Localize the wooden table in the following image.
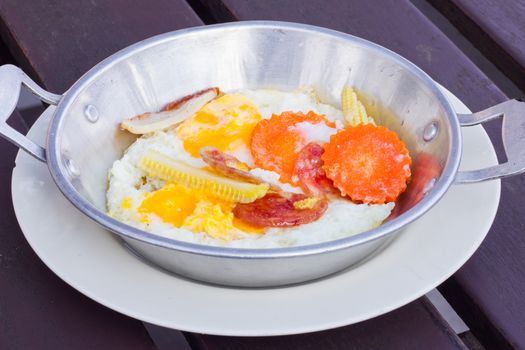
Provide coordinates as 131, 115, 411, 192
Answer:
0, 1, 523, 349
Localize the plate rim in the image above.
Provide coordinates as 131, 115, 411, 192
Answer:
10, 86, 501, 336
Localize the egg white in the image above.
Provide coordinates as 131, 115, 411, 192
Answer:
107, 89, 394, 248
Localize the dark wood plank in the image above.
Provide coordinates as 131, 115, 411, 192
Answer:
197, 1, 525, 349
198, 0, 506, 111
0, 111, 156, 350
428, 0, 525, 92
0, 1, 517, 349
0, 0, 203, 349
144, 323, 193, 350
188, 299, 466, 350
0, 0, 203, 93
405, 2, 525, 349
439, 166, 525, 349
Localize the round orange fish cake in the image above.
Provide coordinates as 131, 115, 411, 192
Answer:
250, 111, 335, 183
322, 124, 411, 204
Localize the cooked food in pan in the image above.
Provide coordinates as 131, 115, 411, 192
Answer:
107, 84, 411, 248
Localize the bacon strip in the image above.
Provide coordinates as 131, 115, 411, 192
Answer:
121, 87, 219, 134
200, 147, 281, 191
232, 193, 328, 227
162, 87, 220, 112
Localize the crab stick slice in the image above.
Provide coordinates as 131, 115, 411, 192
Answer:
322, 124, 411, 204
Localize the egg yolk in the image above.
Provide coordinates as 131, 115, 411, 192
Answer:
137, 180, 265, 240
138, 184, 198, 227
176, 93, 261, 157
121, 197, 132, 209
182, 199, 239, 241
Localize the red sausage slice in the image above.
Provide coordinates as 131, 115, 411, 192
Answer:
293, 143, 335, 195
233, 193, 328, 227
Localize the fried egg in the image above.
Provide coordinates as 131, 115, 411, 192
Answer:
106, 89, 394, 248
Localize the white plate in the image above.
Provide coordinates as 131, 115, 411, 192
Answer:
12, 87, 500, 336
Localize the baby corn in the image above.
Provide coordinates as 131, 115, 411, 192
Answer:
139, 150, 269, 203
341, 84, 376, 126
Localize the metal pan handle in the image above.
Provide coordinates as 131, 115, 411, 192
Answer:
456, 99, 525, 183
0, 64, 61, 163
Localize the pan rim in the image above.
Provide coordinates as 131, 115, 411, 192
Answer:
46, 20, 461, 259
